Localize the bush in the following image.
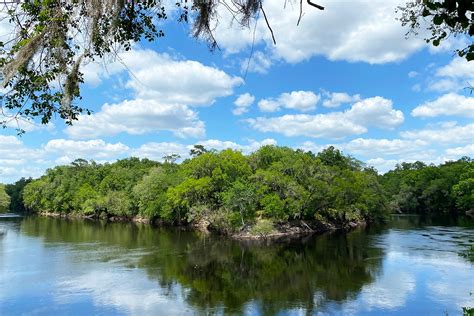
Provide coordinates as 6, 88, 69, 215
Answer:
250, 219, 276, 237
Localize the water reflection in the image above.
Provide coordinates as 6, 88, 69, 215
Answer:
138, 231, 384, 314
0, 215, 472, 315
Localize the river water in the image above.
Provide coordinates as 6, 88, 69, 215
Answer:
0, 214, 473, 315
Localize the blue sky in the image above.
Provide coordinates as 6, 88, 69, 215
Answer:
1, 0, 473, 183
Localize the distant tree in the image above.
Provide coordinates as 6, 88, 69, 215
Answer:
71, 158, 90, 168
381, 158, 473, 215
163, 154, 181, 164
189, 145, 208, 158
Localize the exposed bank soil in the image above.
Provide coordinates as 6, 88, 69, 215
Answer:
229, 220, 366, 240
37, 211, 366, 240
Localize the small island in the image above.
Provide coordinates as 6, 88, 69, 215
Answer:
5, 145, 471, 240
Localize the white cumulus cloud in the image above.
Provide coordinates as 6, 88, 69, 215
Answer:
248, 96, 403, 139
401, 122, 474, 144
233, 93, 255, 115
322, 92, 361, 108
411, 93, 474, 117
66, 99, 205, 139
258, 90, 320, 112
213, 0, 425, 65
44, 139, 130, 160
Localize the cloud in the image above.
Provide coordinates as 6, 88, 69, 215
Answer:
121, 50, 243, 105
445, 144, 474, 158
411, 93, 474, 117
68, 48, 248, 139
344, 138, 427, 157
233, 93, 255, 115
322, 92, 361, 108
44, 139, 130, 161
249, 96, 403, 139
0, 135, 39, 160
247, 112, 366, 139
56, 271, 190, 315
427, 57, 474, 93
0, 136, 45, 182
81, 49, 244, 104
213, 0, 425, 64
258, 90, 320, 112
357, 270, 416, 310
401, 122, 474, 144
408, 71, 419, 78
241, 51, 272, 74
66, 99, 205, 139
427, 79, 460, 93
411, 84, 422, 92
436, 58, 474, 80
347, 97, 404, 129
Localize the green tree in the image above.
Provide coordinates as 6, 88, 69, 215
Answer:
189, 145, 208, 157
381, 158, 473, 215
0, 184, 10, 213
223, 180, 259, 226
5, 177, 32, 213
133, 166, 181, 219
452, 166, 474, 212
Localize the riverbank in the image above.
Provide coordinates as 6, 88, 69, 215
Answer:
37, 211, 366, 240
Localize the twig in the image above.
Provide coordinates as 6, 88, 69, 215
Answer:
243, 10, 260, 80
297, 0, 303, 26
307, 0, 324, 10
260, 3, 275, 45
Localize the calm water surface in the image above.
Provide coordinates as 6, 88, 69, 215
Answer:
0, 214, 473, 315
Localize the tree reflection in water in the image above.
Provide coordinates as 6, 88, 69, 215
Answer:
19, 216, 384, 314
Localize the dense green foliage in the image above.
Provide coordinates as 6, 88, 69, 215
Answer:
0, 183, 10, 213
23, 157, 159, 218
21, 146, 388, 233
380, 158, 474, 214
4, 177, 32, 213
17, 146, 472, 232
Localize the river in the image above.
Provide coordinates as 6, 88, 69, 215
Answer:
0, 214, 473, 315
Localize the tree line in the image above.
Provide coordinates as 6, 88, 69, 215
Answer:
380, 158, 473, 215
2, 146, 472, 233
